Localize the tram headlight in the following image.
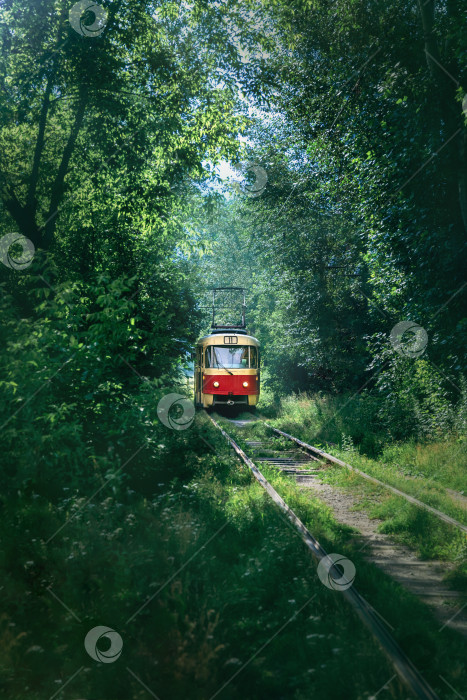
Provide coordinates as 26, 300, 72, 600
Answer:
213, 381, 219, 388
242, 381, 249, 387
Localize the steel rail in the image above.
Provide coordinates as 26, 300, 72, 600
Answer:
267, 425, 467, 535
208, 414, 440, 700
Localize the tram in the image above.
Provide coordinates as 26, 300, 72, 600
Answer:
194, 288, 260, 409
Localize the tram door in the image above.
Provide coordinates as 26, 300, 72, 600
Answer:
195, 346, 202, 405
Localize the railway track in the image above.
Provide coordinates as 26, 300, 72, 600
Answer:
225, 416, 467, 535
267, 424, 467, 535
208, 413, 444, 700
243, 421, 467, 637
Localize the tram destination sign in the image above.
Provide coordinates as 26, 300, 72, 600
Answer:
224, 336, 238, 344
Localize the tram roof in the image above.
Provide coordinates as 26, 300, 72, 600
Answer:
196, 331, 260, 346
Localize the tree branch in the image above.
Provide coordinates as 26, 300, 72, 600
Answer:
417, 0, 440, 80
41, 89, 88, 249
26, 65, 55, 217
459, 130, 467, 235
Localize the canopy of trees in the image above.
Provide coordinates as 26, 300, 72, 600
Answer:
0, 2, 466, 694
188, 0, 466, 430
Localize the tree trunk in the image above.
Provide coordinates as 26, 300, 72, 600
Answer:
459, 130, 467, 236
417, 0, 467, 237
41, 91, 88, 249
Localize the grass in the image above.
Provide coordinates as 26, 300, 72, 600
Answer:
258, 392, 467, 588
2, 403, 464, 700
0, 409, 400, 700
211, 413, 466, 697
2, 386, 466, 700
379, 439, 467, 492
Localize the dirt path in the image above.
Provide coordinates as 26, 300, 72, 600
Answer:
222, 415, 467, 638
296, 475, 467, 638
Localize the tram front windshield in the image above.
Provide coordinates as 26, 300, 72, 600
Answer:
205, 346, 257, 369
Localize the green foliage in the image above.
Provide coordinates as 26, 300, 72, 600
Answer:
0, 269, 200, 497
1, 2, 467, 696
187, 0, 467, 401
0, 0, 246, 254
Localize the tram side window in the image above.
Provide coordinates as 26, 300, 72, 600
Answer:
205, 348, 211, 368
240, 347, 248, 368
249, 347, 258, 368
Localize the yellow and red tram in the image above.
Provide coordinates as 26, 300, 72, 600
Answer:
194, 288, 260, 409
194, 330, 260, 409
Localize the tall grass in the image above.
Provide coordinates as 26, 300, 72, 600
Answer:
263, 392, 467, 585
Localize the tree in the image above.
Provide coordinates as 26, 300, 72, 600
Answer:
232, 0, 467, 372
0, 0, 244, 258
